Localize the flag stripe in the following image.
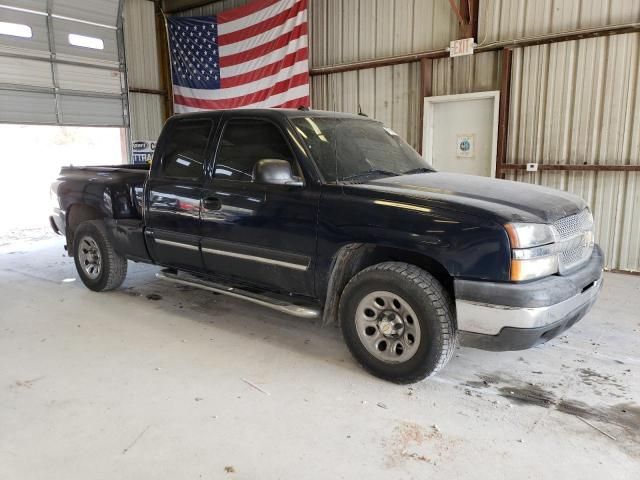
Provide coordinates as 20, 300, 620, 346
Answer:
274, 96, 309, 108
217, 0, 304, 46
219, 22, 307, 68
217, 0, 295, 31
173, 89, 309, 113
174, 59, 309, 101
220, 47, 307, 88
220, 35, 307, 79
235, 83, 309, 108
218, 9, 306, 57
174, 72, 308, 110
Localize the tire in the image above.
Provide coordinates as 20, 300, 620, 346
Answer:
72, 220, 127, 292
339, 262, 457, 383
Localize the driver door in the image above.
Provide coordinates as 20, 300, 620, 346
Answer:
199, 116, 319, 296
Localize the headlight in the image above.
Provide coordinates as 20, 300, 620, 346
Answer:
505, 223, 558, 281
504, 223, 555, 248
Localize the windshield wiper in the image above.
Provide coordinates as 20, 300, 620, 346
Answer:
341, 169, 399, 181
401, 167, 433, 175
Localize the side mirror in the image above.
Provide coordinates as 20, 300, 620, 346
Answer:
252, 159, 303, 186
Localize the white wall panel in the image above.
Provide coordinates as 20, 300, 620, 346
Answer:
0, 90, 57, 123
129, 92, 164, 141
0, 9, 50, 54
123, 0, 164, 142
479, 0, 640, 44
58, 94, 125, 126
0, 0, 46, 12
310, 0, 457, 68
53, 0, 120, 27
432, 51, 501, 96
57, 64, 122, 93
53, 18, 119, 64
0, 56, 53, 88
123, 0, 161, 90
311, 63, 422, 149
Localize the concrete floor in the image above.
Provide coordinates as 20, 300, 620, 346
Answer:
1, 236, 639, 480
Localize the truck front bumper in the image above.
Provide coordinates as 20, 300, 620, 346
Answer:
455, 245, 604, 351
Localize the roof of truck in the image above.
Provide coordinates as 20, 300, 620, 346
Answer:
170, 108, 376, 122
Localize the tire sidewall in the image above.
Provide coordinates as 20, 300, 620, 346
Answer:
340, 269, 449, 381
73, 222, 111, 292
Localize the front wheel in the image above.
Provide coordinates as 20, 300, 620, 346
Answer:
73, 220, 127, 292
339, 262, 457, 383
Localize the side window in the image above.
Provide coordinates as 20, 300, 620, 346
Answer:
161, 119, 213, 179
214, 119, 297, 181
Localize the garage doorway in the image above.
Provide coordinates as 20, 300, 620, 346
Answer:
0, 124, 126, 246
422, 91, 500, 177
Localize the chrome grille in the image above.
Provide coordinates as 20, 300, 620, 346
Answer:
553, 209, 594, 273
554, 208, 593, 239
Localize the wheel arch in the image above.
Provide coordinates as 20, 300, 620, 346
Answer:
65, 203, 106, 253
321, 243, 454, 326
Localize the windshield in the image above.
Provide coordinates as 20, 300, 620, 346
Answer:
291, 117, 433, 183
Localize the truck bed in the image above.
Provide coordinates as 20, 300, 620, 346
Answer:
54, 164, 150, 221
59, 164, 150, 174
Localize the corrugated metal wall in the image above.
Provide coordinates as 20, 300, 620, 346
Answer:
311, 64, 423, 148
123, 0, 164, 141
432, 51, 501, 96
479, 0, 640, 43
505, 33, 640, 271
309, 0, 457, 66
309, 0, 458, 149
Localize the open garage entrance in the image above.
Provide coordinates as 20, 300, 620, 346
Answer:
0, 124, 126, 245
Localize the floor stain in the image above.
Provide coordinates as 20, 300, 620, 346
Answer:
11, 376, 45, 389
384, 421, 458, 467
466, 372, 640, 458
578, 368, 626, 392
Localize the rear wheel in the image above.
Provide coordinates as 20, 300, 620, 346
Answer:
73, 220, 127, 292
340, 262, 456, 383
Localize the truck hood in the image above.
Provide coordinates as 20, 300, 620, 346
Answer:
360, 172, 586, 223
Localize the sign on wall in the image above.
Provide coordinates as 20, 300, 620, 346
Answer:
450, 37, 474, 57
132, 140, 156, 164
456, 134, 475, 158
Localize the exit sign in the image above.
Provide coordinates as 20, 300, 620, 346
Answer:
449, 38, 474, 57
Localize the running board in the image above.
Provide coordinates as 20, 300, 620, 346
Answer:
156, 271, 320, 319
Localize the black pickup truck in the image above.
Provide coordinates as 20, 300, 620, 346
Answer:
50, 109, 603, 383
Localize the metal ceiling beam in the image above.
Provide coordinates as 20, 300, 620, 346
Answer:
161, 0, 224, 14
310, 22, 640, 76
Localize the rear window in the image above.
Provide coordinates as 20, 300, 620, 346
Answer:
161, 119, 213, 179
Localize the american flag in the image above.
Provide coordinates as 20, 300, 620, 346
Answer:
167, 0, 309, 113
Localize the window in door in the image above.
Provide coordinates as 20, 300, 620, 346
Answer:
214, 119, 298, 181
161, 119, 214, 179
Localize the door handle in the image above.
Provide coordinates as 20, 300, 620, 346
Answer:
202, 196, 222, 210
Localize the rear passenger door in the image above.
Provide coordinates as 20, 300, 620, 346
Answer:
145, 116, 217, 272
199, 117, 319, 296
